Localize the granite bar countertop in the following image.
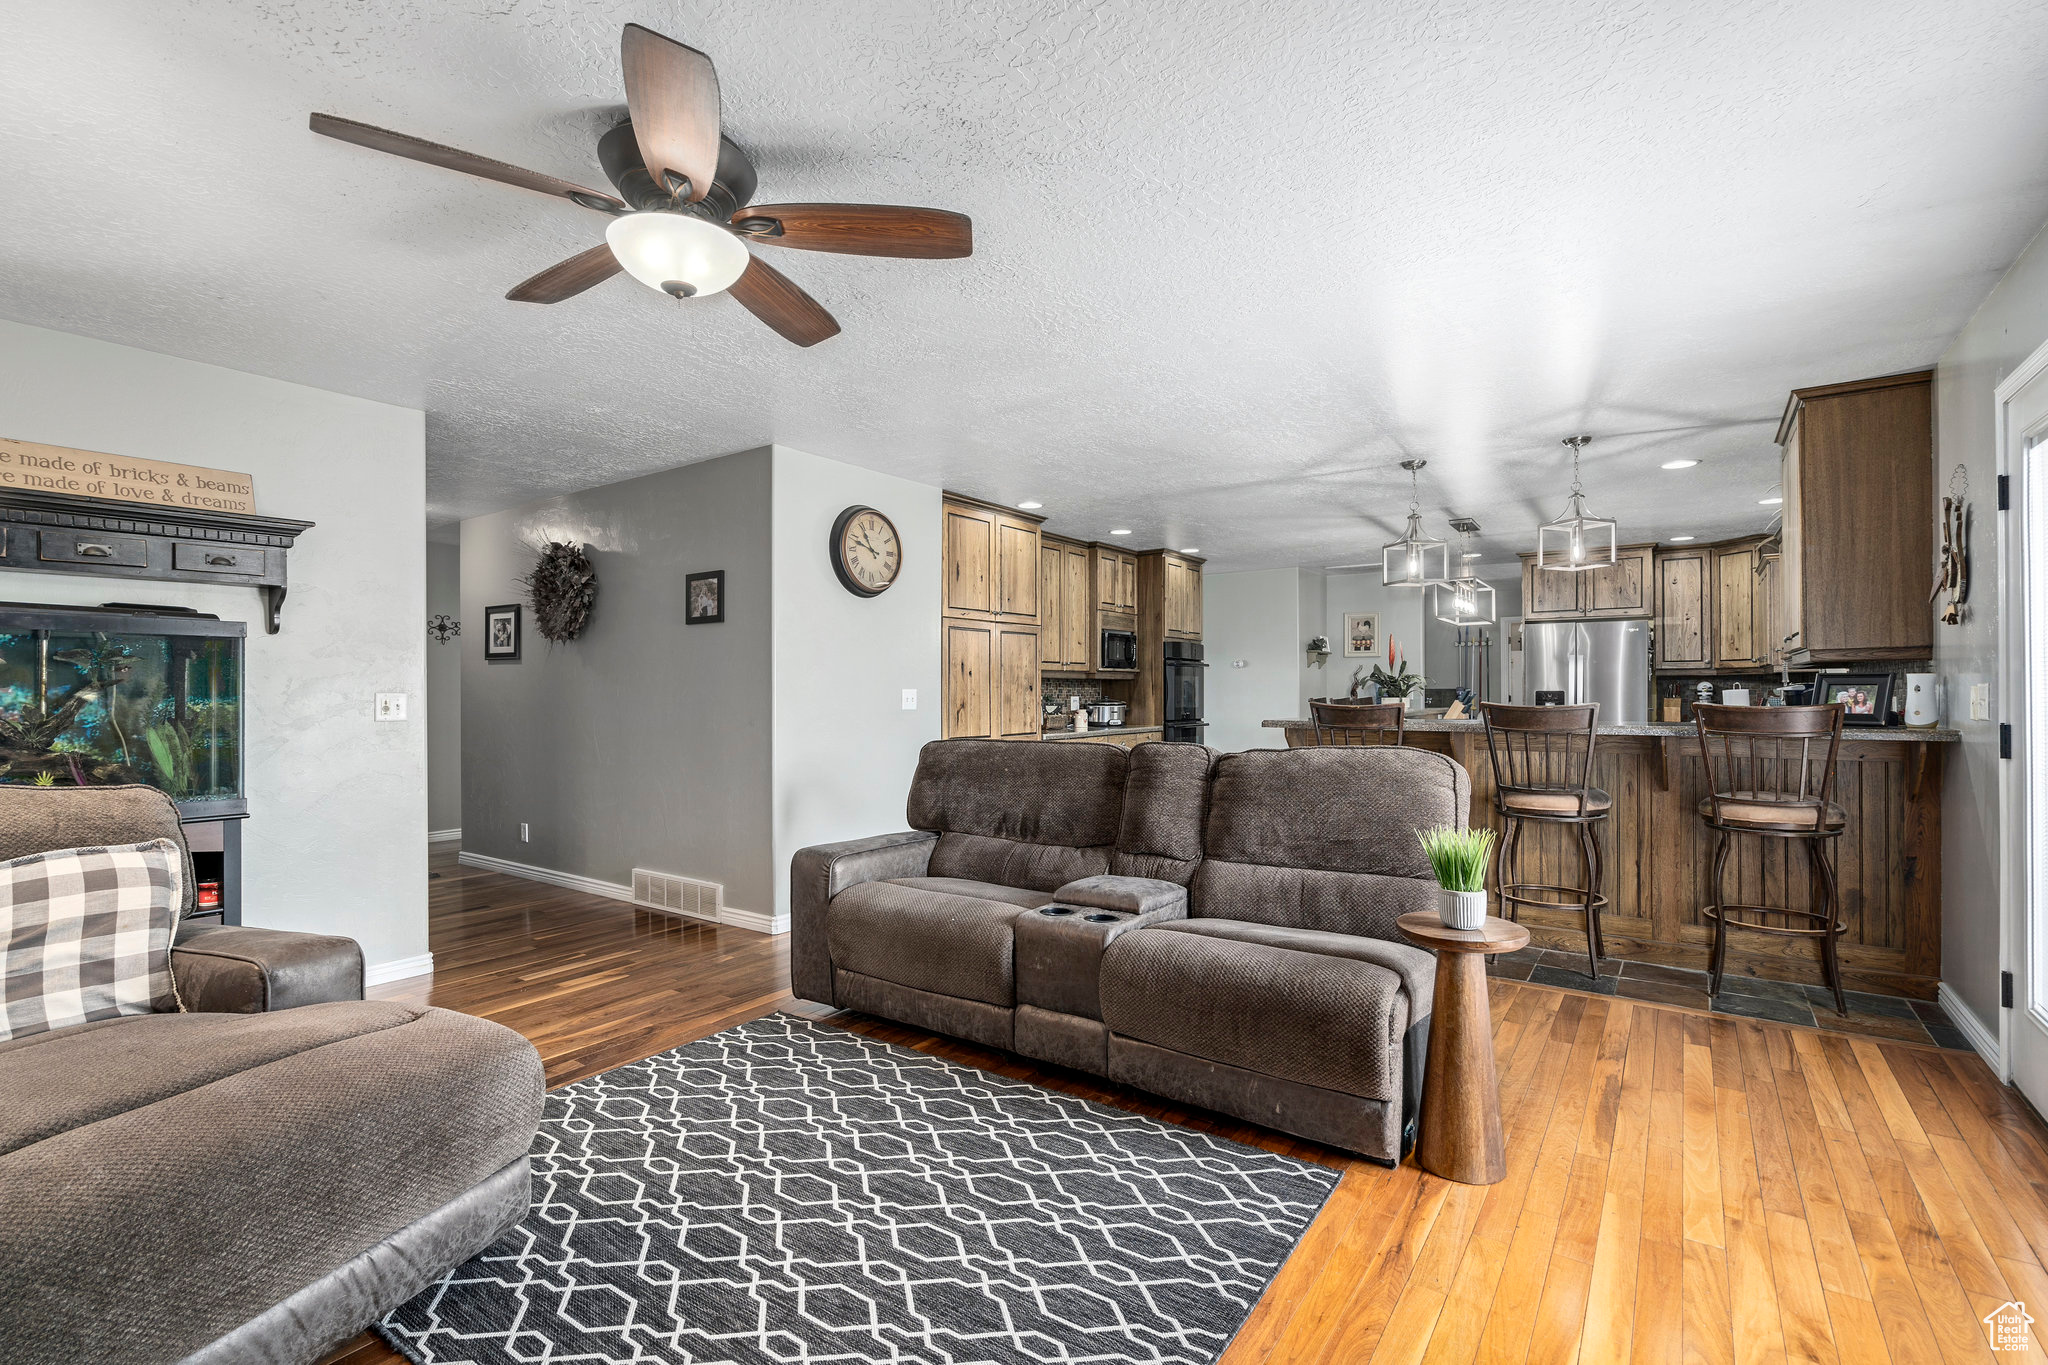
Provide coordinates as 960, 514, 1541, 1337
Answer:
1261, 717, 1960, 742
1043, 724, 1164, 739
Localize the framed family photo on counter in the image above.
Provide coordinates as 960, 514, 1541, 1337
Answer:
1816, 672, 1893, 726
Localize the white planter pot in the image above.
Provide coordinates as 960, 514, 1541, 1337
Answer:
1438, 888, 1487, 931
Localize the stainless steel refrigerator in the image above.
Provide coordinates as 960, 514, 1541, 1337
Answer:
1521, 619, 1652, 723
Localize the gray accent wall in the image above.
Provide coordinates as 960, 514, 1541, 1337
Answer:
460, 448, 776, 915
426, 540, 461, 834
0, 319, 430, 973
1933, 222, 2048, 1036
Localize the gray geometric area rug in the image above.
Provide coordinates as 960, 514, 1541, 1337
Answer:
379, 1014, 1338, 1364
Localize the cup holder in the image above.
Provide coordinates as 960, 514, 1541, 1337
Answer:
1083, 912, 1123, 923
1039, 906, 1077, 917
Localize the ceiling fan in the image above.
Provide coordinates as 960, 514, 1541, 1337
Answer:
309, 23, 971, 346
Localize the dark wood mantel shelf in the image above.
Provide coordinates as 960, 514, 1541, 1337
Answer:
0, 489, 314, 632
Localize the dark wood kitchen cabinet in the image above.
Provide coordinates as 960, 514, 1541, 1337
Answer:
1654, 546, 1713, 669
1520, 544, 1654, 621
1774, 370, 1933, 664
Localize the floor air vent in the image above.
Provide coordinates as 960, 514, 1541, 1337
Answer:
631, 868, 722, 922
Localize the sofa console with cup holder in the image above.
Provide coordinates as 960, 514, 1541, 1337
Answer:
790, 737, 1470, 1162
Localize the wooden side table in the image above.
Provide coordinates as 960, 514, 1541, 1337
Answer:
1396, 911, 1530, 1185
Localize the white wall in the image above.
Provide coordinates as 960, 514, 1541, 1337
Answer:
1933, 220, 2048, 1036
1295, 569, 1327, 717
426, 539, 461, 834
1203, 568, 1306, 751
770, 446, 942, 919
0, 319, 429, 972
1326, 570, 1428, 699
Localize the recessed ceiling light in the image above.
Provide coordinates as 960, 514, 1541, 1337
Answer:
1016, 500, 1042, 510
1110, 528, 1132, 536
1669, 534, 1696, 542
1180, 547, 1200, 554
1661, 459, 1700, 470
1759, 496, 1782, 505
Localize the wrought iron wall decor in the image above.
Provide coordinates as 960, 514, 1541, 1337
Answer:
428, 613, 460, 643
1932, 464, 1970, 625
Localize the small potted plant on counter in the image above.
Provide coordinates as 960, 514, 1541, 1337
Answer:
1418, 825, 1496, 930
1365, 636, 1423, 710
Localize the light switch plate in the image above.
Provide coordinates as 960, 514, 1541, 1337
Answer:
1971, 682, 1990, 721
901, 689, 917, 710
375, 693, 407, 721
519, 823, 529, 843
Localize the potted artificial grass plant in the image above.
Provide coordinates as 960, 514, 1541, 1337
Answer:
1418, 825, 1496, 931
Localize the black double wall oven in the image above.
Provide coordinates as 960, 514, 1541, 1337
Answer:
1162, 640, 1206, 743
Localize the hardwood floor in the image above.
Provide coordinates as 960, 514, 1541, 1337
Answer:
332, 845, 2048, 1363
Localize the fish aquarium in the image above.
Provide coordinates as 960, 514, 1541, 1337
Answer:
0, 604, 245, 816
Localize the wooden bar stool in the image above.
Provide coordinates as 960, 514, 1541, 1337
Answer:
1310, 699, 1406, 746
1479, 703, 1610, 978
1693, 703, 1849, 1015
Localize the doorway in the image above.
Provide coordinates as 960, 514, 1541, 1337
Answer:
2000, 346, 2048, 1108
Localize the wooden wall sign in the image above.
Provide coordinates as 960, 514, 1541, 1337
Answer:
0, 437, 256, 515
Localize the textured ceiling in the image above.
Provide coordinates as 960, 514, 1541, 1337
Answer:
4, 0, 2047, 573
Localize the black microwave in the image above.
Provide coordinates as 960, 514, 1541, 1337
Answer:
1100, 628, 1137, 671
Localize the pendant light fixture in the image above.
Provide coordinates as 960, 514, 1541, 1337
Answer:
1537, 435, 1617, 572
1381, 459, 1450, 587
1432, 518, 1497, 625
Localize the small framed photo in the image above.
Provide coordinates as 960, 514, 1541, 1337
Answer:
1343, 612, 1379, 657
483, 603, 522, 662
1816, 672, 1894, 726
686, 570, 725, 624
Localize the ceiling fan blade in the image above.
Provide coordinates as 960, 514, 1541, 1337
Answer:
727, 255, 840, 347
309, 114, 625, 212
506, 243, 622, 304
730, 204, 972, 258
621, 24, 720, 203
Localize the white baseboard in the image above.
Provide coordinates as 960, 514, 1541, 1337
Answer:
457, 850, 782, 935
1939, 982, 2002, 1074
365, 952, 434, 986
427, 827, 462, 843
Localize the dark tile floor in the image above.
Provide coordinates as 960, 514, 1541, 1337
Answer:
1487, 946, 1974, 1050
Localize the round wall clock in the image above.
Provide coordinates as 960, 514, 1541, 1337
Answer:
829, 505, 902, 597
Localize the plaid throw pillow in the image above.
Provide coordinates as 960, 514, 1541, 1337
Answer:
0, 838, 184, 1043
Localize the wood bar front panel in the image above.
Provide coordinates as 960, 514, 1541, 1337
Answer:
1415, 732, 1942, 998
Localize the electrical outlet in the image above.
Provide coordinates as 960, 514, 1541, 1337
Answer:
519, 823, 529, 843
375, 693, 407, 721
1972, 683, 1990, 721
901, 689, 917, 710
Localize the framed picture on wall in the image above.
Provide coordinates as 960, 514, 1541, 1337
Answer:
483, 603, 521, 662
1816, 672, 1894, 726
1343, 612, 1379, 657
686, 570, 725, 624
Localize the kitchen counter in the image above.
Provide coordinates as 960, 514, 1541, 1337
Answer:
1262, 717, 1960, 743
1043, 724, 1162, 741
1262, 713, 1953, 999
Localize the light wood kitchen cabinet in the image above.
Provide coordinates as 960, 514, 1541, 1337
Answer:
1654, 547, 1713, 669
1162, 553, 1203, 638
1093, 546, 1137, 613
1519, 544, 1654, 621
1712, 540, 1769, 670
943, 492, 1045, 741
1774, 370, 1932, 664
943, 619, 1041, 740
1039, 535, 1091, 673
942, 494, 1042, 623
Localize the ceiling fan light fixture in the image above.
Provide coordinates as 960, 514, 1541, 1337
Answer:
605, 211, 749, 299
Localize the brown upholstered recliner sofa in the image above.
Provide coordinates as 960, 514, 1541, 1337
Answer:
0, 786, 546, 1365
791, 739, 1470, 1162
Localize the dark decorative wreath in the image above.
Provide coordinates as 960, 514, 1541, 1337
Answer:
520, 541, 599, 643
